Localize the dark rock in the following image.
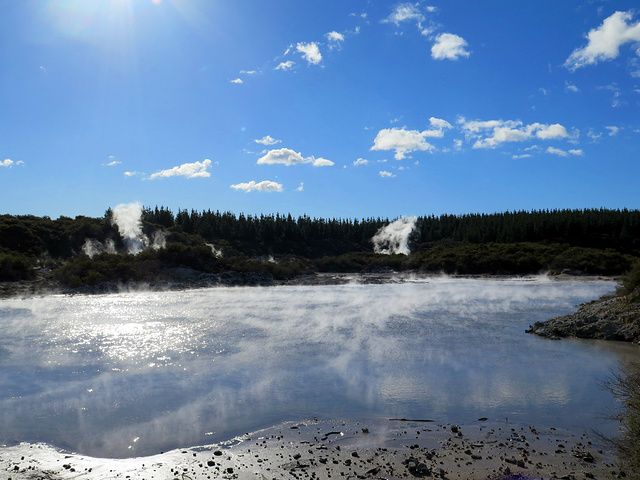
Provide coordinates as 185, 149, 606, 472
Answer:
526, 289, 640, 343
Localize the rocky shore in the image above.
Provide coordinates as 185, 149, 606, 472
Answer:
0, 418, 626, 480
527, 287, 640, 344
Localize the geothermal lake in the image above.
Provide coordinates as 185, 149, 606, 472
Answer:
1, 276, 638, 458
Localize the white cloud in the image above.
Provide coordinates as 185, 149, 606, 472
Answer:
103, 156, 122, 166
230, 180, 283, 193
230, 78, 243, 84
240, 70, 257, 75
458, 118, 503, 133
371, 127, 437, 160
534, 123, 570, 139
565, 11, 640, 70
587, 130, 603, 142
512, 154, 533, 159
428, 117, 453, 131
258, 149, 305, 166
255, 135, 281, 146
275, 61, 295, 71
297, 42, 322, 65
547, 147, 569, 157
460, 119, 571, 149
384, 3, 425, 26
383, 3, 435, 36
296, 182, 304, 192
326, 31, 344, 42
149, 159, 212, 180
379, 170, 396, 178
431, 33, 470, 60
463, 120, 530, 148
478, 126, 530, 147
606, 126, 620, 136
311, 157, 334, 167
565, 82, 580, 93
257, 148, 334, 167
1, 159, 24, 168
353, 158, 370, 166
547, 147, 583, 157
124, 171, 142, 177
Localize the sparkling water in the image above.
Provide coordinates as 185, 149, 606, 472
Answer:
0, 277, 636, 458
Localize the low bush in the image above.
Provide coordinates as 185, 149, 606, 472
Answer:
0, 252, 35, 281
603, 363, 640, 479
618, 261, 640, 297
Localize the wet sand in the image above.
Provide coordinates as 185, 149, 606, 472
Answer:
0, 418, 625, 480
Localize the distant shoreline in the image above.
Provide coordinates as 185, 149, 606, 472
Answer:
0, 270, 616, 299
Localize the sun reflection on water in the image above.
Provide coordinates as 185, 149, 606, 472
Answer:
43, 293, 217, 368
1, 279, 637, 458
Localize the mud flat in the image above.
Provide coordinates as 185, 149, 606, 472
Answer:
0, 418, 626, 480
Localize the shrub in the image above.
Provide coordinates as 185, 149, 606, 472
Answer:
603, 363, 640, 479
618, 261, 640, 297
0, 252, 35, 281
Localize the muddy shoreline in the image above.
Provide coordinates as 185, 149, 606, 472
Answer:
0, 418, 626, 480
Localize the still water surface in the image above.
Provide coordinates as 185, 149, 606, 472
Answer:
0, 277, 638, 457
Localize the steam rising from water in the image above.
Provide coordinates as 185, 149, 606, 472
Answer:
0, 277, 629, 458
372, 217, 417, 254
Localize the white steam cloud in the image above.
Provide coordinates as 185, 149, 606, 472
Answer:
82, 238, 117, 258
206, 243, 223, 258
372, 216, 417, 255
151, 231, 167, 250
112, 203, 149, 254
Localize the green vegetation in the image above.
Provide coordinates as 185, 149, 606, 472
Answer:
604, 363, 640, 479
0, 252, 34, 281
618, 260, 640, 298
1, 207, 639, 286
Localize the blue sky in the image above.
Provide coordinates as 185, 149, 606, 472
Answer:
1, 0, 639, 220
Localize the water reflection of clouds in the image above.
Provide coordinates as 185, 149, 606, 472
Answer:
0, 278, 631, 457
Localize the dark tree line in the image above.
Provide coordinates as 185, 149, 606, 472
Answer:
1, 207, 639, 284
142, 206, 388, 257
141, 207, 640, 256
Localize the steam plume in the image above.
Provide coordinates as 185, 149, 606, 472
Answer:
112, 202, 149, 254
82, 238, 116, 258
81, 203, 167, 257
151, 231, 167, 250
206, 243, 223, 258
372, 217, 417, 255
